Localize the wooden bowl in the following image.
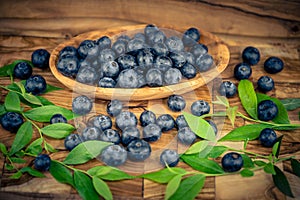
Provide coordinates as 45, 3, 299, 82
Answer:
49, 24, 230, 101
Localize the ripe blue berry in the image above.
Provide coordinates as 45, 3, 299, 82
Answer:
98, 77, 116, 88
34, 154, 51, 171
234, 63, 252, 80
190, 43, 208, 58
100, 129, 121, 144
127, 38, 146, 52
143, 123, 162, 142
168, 52, 186, 69
145, 68, 163, 87
139, 110, 156, 127
0, 112, 24, 133
107, 99, 123, 117
153, 56, 172, 72
264, 56, 284, 74
167, 95, 186, 112
115, 111, 138, 130
156, 114, 175, 132
165, 36, 184, 52
112, 39, 127, 56
96, 36, 111, 50
136, 48, 155, 69
147, 30, 166, 46
242, 46, 260, 65
31, 49, 50, 69
219, 81, 237, 98
164, 68, 182, 85
117, 69, 139, 88
116, 54, 137, 71
13, 62, 32, 79
175, 115, 188, 129
182, 27, 200, 47
121, 126, 140, 146
181, 63, 197, 79
195, 53, 214, 72
177, 127, 196, 145
257, 100, 278, 121
59, 46, 78, 59
93, 114, 112, 131
153, 42, 169, 56
81, 126, 101, 141
160, 149, 179, 167
127, 139, 151, 161
98, 48, 116, 64
259, 128, 277, 147
77, 40, 99, 59
72, 95, 93, 115
50, 114, 67, 124
257, 76, 274, 92
76, 66, 98, 85
64, 133, 82, 151
57, 56, 79, 78
134, 33, 146, 42
25, 75, 47, 95
184, 52, 196, 66
144, 24, 159, 37
191, 100, 210, 116
221, 152, 243, 172
100, 145, 127, 167
100, 61, 120, 78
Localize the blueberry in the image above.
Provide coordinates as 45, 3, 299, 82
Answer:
167, 95, 186, 112
98, 77, 116, 88
136, 48, 155, 69
177, 127, 196, 145
190, 44, 208, 58
107, 99, 123, 117
264, 56, 284, 74
156, 114, 175, 132
100, 129, 121, 144
144, 24, 159, 37
72, 95, 93, 115
143, 123, 162, 142
181, 62, 197, 79
57, 56, 79, 77
153, 56, 173, 72
206, 120, 218, 135
168, 52, 186, 69
191, 100, 210, 116
127, 139, 151, 161
147, 30, 166, 46
136, 71, 147, 88
64, 133, 82, 151
31, 49, 50, 69
116, 54, 137, 71
139, 110, 156, 127
257, 76, 274, 92
0, 112, 24, 133
195, 53, 214, 72
98, 48, 116, 64
76, 66, 98, 85
59, 46, 78, 59
50, 114, 67, 124
134, 33, 146, 42
100, 145, 127, 166
145, 68, 163, 87
25, 75, 47, 95
81, 126, 102, 141
257, 100, 278, 121
121, 126, 140, 146
34, 154, 51, 171
100, 61, 120, 78
127, 38, 146, 52
221, 152, 243, 172
117, 35, 131, 44
13, 62, 32, 79
234, 63, 252, 80
117, 69, 139, 88
93, 114, 112, 131
160, 149, 179, 167
242, 46, 260, 65
96, 36, 111, 50
184, 52, 196, 66
77, 40, 99, 59
182, 27, 200, 47
219, 81, 237, 98
112, 39, 127, 56
164, 68, 182, 85
115, 111, 138, 130
175, 115, 188, 129
166, 36, 184, 53
259, 128, 277, 147
153, 42, 169, 56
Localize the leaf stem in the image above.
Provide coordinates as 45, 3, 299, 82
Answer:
226, 146, 270, 159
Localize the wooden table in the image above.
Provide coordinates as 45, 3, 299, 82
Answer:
0, 0, 299, 199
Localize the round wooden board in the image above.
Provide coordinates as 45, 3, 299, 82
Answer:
49, 24, 230, 101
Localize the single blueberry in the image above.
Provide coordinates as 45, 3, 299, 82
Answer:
13, 62, 32, 79
259, 128, 277, 147
156, 114, 175, 132
100, 145, 127, 167
219, 81, 237, 98
34, 154, 51, 171
153, 56, 173, 72
152, 42, 169, 56
64, 133, 82, 151
144, 24, 159, 37
93, 114, 112, 131
165, 36, 184, 52
72, 95, 93, 115
117, 69, 139, 88
50, 114, 67, 124
127, 139, 151, 162
168, 52, 186, 69
164, 68, 182, 85
127, 38, 146, 52
139, 110, 156, 127
31, 49, 50, 69
180, 62, 197, 79
98, 48, 116, 64
57, 56, 79, 78
221, 152, 243, 172
96, 36, 111, 50
184, 52, 196, 66
100, 129, 121, 144
242, 46, 260, 65
160, 149, 179, 167
25, 75, 47, 95
182, 27, 201, 47
98, 77, 116, 88
117, 35, 131, 44
234, 63, 252, 80
264, 56, 284, 74
136, 48, 155, 69
0, 112, 24, 133
175, 115, 188, 130
191, 100, 210, 116
107, 99, 123, 117
257, 100, 278, 121
121, 126, 140, 146
100, 61, 120, 78
195, 53, 214, 72
146, 30, 166, 46
115, 111, 138, 130
76, 66, 98, 85
134, 33, 146, 42
116, 54, 137, 71
59, 46, 78, 59
112, 39, 127, 56
136, 70, 147, 88
145, 68, 163, 87
167, 95, 186, 112
190, 44, 208, 58
81, 126, 102, 141
177, 127, 196, 145
257, 76, 274, 92
143, 123, 162, 142
77, 40, 99, 59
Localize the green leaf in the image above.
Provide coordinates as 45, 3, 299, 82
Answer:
87, 166, 135, 181
49, 160, 74, 187
44, 84, 63, 93
207, 146, 228, 158
9, 171, 23, 179
273, 135, 283, 158
9, 121, 33, 156
25, 138, 43, 155
212, 96, 229, 107
256, 93, 290, 124
240, 168, 254, 177
183, 112, 216, 141
197, 144, 215, 158
44, 141, 57, 153
280, 98, 300, 111
0, 104, 6, 116
20, 166, 45, 177
5, 163, 14, 171
254, 160, 267, 167
0, 143, 8, 155
272, 142, 279, 157
92, 176, 113, 200
219, 124, 271, 142
185, 140, 209, 154
264, 163, 276, 175
272, 166, 294, 198
142, 168, 186, 184
6, 82, 22, 93
241, 154, 254, 168
10, 157, 26, 164
169, 174, 205, 200
14, 150, 25, 157
15, 82, 26, 94
20, 95, 54, 108
5, 91, 21, 112
63, 141, 111, 165
24, 105, 76, 122
74, 170, 99, 200
23, 93, 42, 106
291, 159, 300, 177
226, 106, 238, 127
181, 154, 224, 174
41, 123, 75, 139
165, 174, 182, 200
238, 79, 258, 119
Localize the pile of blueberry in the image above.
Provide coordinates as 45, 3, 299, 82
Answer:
56, 24, 215, 88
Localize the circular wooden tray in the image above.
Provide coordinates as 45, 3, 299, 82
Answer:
49, 24, 230, 100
